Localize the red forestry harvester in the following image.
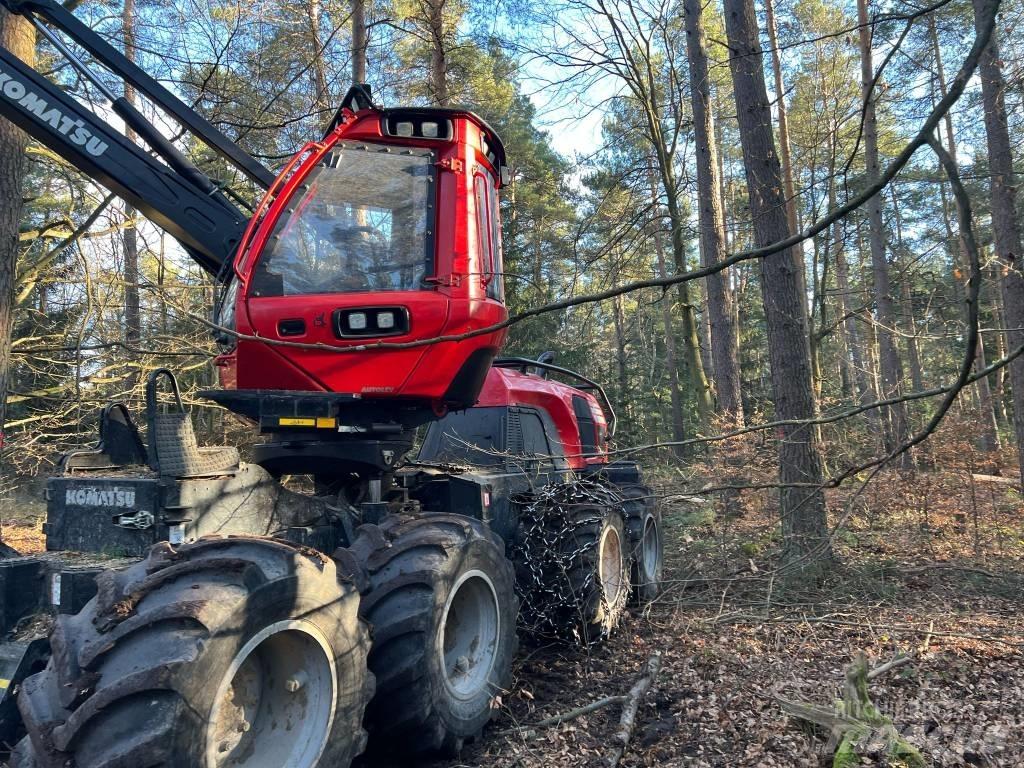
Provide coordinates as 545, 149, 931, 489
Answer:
0, 1, 664, 765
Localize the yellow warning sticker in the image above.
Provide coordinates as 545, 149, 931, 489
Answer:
278, 417, 316, 427
0, 679, 10, 689
316, 418, 337, 429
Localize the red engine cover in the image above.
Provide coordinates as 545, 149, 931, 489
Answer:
476, 367, 610, 470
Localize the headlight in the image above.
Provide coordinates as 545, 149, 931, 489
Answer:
335, 307, 408, 337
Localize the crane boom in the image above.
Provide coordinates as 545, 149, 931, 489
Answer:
0, 45, 244, 274
0, 0, 277, 276
2, 0, 275, 189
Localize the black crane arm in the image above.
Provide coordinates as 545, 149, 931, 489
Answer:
3, 0, 275, 190
0, 0, 277, 277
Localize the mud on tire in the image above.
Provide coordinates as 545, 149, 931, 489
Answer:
13, 536, 373, 768
346, 514, 518, 756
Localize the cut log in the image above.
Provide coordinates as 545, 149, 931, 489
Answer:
606, 651, 662, 767
971, 473, 1020, 486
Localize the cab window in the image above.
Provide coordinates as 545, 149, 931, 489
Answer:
474, 175, 491, 284
572, 395, 598, 454
474, 172, 504, 302
252, 146, 434, 296
486, 174, 504, 301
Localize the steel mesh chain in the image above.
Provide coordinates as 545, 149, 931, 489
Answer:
510, 478, 624, 643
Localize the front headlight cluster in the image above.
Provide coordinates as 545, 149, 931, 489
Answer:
336, 308, 408, 337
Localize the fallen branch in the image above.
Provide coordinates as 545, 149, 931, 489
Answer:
535, 695, 627, 728
776, 694, 861, 732
866, 654, 914, 682
498, 694, 627, 739
606, 651, 662, 767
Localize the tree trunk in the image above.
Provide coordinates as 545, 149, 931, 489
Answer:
307, 0, 330, 119
974, 336, 1000, 453
830, 204, 854, 399
652, 213, 686, 456
612, 292, 629, 423
682, 0, 744, 425
597, 9, 716, 430
887, 188, 925, 395
723, 0, 831, 576
930, 15, 999, 451
351, 0, 367, 84
716, 112, 744, 342
763, 0, 810, 327
158, 233, 168, 335
856, 0, 910, 462
427, 0, 449, 106
992, 291, 1009, 426
763, 0, 796, 234
973, 0, 1024, 488
0, 10, 34, 450
638, 105, 714, 429
899, 280, 924, 393
831, 184, 874, 410
122, 214, 140, 343
122, 0, 141, 353
936, 137, 980, 416
698, 293, 713, 388
808, 199, 824, 402
666, 198, 714, 430
861, 230, 884, 404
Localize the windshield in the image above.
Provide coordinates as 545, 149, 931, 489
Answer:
250, 144, 434, 296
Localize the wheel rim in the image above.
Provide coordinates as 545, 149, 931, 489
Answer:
206, 620, 337, 768
440, 569, 500, 701
641, 515, 661, 582
598, 525, 624, 603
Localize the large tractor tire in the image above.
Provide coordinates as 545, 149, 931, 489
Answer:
514, 481, 631, 643
561, 501, 631, 641
13, 536, 373, 768
619, 483, 664, 603
347, 514, 518, 756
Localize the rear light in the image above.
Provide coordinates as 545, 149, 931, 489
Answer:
347, 312, 367, 330
377, 311, 395, 329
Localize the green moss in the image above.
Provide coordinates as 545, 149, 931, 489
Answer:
677, 506, 717, 528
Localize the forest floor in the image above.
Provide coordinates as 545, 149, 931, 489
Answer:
0, 494, 45, 554
1, 462, 1021, 767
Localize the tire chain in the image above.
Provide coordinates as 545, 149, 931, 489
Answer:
510, 478, 624, 643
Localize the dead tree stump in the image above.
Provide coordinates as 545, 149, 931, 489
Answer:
775, 652, 925, 768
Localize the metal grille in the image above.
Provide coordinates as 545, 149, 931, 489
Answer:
505, 409, 524, 455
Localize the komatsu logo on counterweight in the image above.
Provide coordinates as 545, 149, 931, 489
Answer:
66, 487, 136, 508
0, 66, 108, 157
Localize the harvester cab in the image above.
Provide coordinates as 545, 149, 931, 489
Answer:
0, 3, 665, 765
217, 88, 510, 407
